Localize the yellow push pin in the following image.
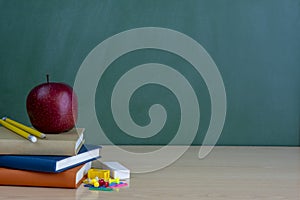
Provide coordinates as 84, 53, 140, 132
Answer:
83, 178, 90, 184
93, 181, 100, 188
109, 178, 120, 184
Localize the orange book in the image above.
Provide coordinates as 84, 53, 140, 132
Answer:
0, 162, 91, 188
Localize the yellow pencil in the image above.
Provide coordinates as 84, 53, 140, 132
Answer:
0, 119, 37, 143
2, 117, 46, 139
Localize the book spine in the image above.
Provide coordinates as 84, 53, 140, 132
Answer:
0, 162, 91, 188
0, 168, 77, 188
0, 156, 56, 172
0, 140, 78, 156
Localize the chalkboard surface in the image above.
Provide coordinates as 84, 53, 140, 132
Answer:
0, 0, 299, 146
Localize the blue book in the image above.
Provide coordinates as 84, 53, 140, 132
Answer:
0, 144, 101, 173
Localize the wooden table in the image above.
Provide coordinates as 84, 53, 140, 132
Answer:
0, 146, 299, 200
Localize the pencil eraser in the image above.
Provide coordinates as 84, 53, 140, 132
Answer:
100, 162, 130, 179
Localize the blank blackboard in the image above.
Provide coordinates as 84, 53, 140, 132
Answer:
0, 0, 299, 146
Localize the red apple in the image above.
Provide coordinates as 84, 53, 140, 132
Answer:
26, 75, 78, 133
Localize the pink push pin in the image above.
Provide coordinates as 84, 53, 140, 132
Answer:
110, 183, 128, 188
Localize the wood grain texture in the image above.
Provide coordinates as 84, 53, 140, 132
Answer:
0, 146, 299, 200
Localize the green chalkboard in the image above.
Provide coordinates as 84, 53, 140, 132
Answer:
0, 0, 299, 146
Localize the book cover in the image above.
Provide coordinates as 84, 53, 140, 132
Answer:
0, 127, 84, 156
0, 162, 91, 188
0, 144, 101, 173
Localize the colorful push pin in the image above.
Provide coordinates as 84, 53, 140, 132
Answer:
84, 184, 93, 187
93, 181, 100, 188
109, 178, 120, 184
83, 178, 90, 184
104, 181, 109, 188
98, 179, 105, 187
110, 182, 128, 188
90, 179, 97, 184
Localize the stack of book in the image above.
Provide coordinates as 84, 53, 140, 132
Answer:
0, 127, 101, 188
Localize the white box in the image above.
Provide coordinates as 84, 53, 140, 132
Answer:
100, 161, 130, 179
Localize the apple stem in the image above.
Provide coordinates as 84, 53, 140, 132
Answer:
46, 74, 49, 83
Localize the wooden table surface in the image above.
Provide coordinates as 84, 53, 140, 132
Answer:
0, 146, 299, 200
